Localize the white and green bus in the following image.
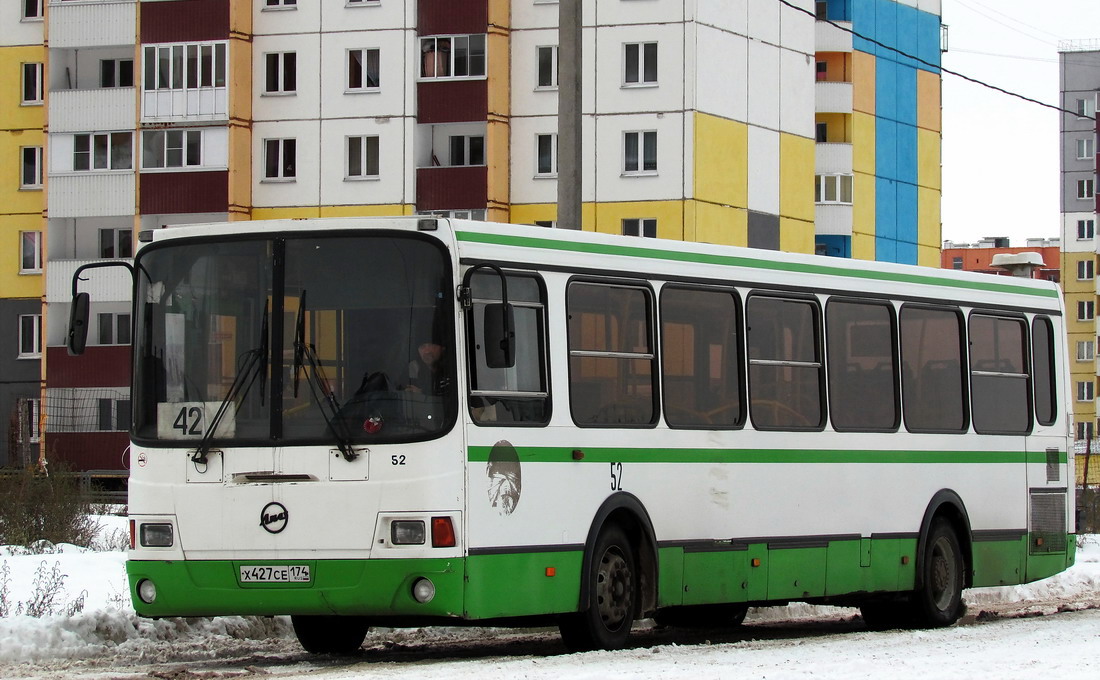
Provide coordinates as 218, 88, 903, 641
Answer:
68, 217, 1074, 653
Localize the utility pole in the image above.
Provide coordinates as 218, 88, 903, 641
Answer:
557, 0, 582, 229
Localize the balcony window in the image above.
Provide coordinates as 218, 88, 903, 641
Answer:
420, 35, 486, 79
102, 59, 135, 88
74, 133, 133, 172
815, 174, 853, 204
100, 228, 134, 259
449, 135, 485, 167
144, 43, 227, 91
142, 130, 202, 169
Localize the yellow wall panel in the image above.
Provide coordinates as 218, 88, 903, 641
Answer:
853, 172, 876, 234
779, 216, 815, 254
917, 244, 940, 268
852, 112, 876, 175
779, 134, 814, 223
251, 207, 322, 220
917, 69, 941, 133
592, 201, 685, 239
0, 215, 45, 298
917, 185, 941, 249
692, 201, 748, 247
917, 127, 941, 191
694, 113, 748, 209
510, 203, 557, 226
852, 51, 876, 115
852, 231, 876, 261
0, 132, 46, 216
319, 204, 413, 218
0, 46, 46, 131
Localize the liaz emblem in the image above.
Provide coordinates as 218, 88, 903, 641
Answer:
260, 502, 289, 534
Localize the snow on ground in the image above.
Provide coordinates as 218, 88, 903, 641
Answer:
0, 525, 1097, 677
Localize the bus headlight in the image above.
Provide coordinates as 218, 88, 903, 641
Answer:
139, 523, 174, 547
137, 579, 157, 604
391, 520, 426, 545
412, 577, 436, 603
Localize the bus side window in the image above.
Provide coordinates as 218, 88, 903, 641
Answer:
746, 295, 824, 430
969, 314, 1030, 435
825, 299, 898, 431
466, 271, 550, 425
1032, 316, 1057, 426
899, 305, 967, 433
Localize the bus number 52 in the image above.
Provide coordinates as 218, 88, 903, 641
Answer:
610, 462, 623, 491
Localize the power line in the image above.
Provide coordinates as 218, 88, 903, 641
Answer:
953, 0, 1059, 47
777, 0, 1097, 121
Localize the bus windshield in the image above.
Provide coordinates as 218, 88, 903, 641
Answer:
132, 233, 456, 447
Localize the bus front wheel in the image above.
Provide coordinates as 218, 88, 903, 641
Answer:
912, 518, 965, 627
291, 614, 370, 655
559, 525, 637, 651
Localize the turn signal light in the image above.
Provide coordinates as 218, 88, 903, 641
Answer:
431, 517, 456, 548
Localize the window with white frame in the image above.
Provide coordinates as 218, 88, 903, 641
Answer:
1079, 258, 1095, 281
1077, 98, 1096, 118
1078, 340, 1095, 362
1077, 421, 1090, 440
20, 147, 43, 189
265, 52, 297, 94
18, 314, 41, 359
264, 0, 297, 7
1078, 137, 1095, 160
1079, 179, 1095, 200
348, 49, 380, 91
623, 42, 658, 86
622, 218, 657, 238
537, 45, 558, 89
1079, 219, 1096, 240
1079, 300, 1095, 321
347, 135, 380, 178
98, 313, 132, 346
22, 63, 43, 104
20, 231, 42, 273
951, 257, 963, 270
100, 228, 133, 259
420, 35, 486, 78
74, 132, 133, 171
1078, 380, 1095, 402
536, 133, 557, 176
98, 398, 132, 431
264, 138, 296, 179
623, 130, 657, 174
22, 0, 43, 20
142, 129, 202, 169
101, 59, 134, 88
449, 135, 485, 166
143, 43, 228, 91
815, 174, 854, 204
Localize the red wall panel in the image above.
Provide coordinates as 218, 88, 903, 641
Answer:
140, 170, 229, 215
47, 346, 131, 389
418, 0, 487, 36
47, 432, 130, 472
416, 165, 488, 211
141, 0, 229, 43
417, 80, 487, 124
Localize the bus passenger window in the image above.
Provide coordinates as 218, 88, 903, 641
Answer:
746, 295, 824, 430
900, 306, 967, 433
466, 272, 549, 425
660, 287, 742, 428
969, 315, 1030, 435
1032, 317, 1057, 426
567, 282, 656, 427
826, 299, 898, 431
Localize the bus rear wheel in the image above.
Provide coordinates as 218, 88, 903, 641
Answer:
291, 614, 370, 655
559, 525, 637, 651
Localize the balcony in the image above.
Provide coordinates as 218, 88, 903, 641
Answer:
49, 87, 136, 134
815, 204, 854, 237
143, 87, 228, 123
47, 173, 135, 219
815, 81, 853, 114
815, 142, 853, 174
815, 19, 853, 53
46, 258, 134, 305
49, 0, 137, 49
416, 165, 488, 212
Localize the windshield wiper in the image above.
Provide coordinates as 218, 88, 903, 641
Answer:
192, 302, 268, 465
292, 291, 359, 462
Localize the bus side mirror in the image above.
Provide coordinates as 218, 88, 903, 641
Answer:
483, 302, 515, 369
67, 292, 90, 356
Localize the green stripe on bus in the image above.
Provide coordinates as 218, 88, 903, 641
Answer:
468, 446, 1067, 465
455, 231, 1059, 299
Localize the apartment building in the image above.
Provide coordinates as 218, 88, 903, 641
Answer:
1, 0, 941, 476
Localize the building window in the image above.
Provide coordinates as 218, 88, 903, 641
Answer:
815, 174, 854, 204
22, 0, 43, 20
18, 314, 42, 359
1077, 98, 1096, 118
1078, 341, 1095, 362
347, 49, 380, 91
100, 228, 133, 259
264, 139, 296, 179
535, 133, 557, 176
98, 399, 132, 432
74, 133, 133, 171
1078, 138, 1095, 160
101, 59, 134, 88
534, 220, 556, 228
22, 63, 43, 104
1078, 421, 1092, 440
347, 0, 381, 5
622, 218, 656, 238
265, 52, 297, 94
1077, 381, 1095, 402
449, 135, 485, 166
623, 130, 657, 174
265, 0, 297, 7
1079, 259, 1095, 281
537, 45, 558, 89
142, 130, 202, 169
816, 61, 828, 81
21, 398, 41, 444
98, 313, 132, 346
20, 147, 43, 189
1079, 300, 1095, 322
951, 256, 963, 270
1079, 219, 1096, 240
419, 209, 487, 220
20, 231, 42, 273
816, 122, 828, 143
623, 42, 658, 86
1079, 179, 1095, 200
143, 43, 228, 91
815, 1, 828, 19
420, 35, 486, 79
347, 135, 380, 178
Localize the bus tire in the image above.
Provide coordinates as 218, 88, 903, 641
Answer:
291, 614, 369, 654
559, 525, 637, 651
654, 603, 749, 629
911, 518, 965, 627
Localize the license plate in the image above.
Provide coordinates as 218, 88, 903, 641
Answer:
239, 565, 311, 583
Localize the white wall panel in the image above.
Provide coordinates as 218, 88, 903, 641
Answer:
49, 87, 136, 133
253, 34, 322, 123
253, 0, 320, 36
319, 0, 411, 32
747, 126, 780, 214
1, 2, 43, 46
747, 0, 781, 46
815, 142, 853, 174
49, 0, 136, 49
780, 47, 814, 137
918, 0, 942, 15
252, 121, 321, 208
695, 26, 747, 122
320, 30, 411, 120
47, 173, 135, 218
509, 115, 558, 205
815, 204, 854, 236
780, 0, 816, 55
592, 113, 684, 203
746, 40, 780, 130
815, 19, 853, 53
1064, 213, 1098, 253
511, 0, 560, 30
591, 24, 685, 116
319, 117, 410, 207
595, 0, 686, 26
510, 29, 559, 119
694, 0, 748, 35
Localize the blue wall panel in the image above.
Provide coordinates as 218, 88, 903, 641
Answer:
851, 0, 876, 53
826, 0, 852, 21
874, 0, 896, 60
895, 3, 920, 70
875, 237, 898, 263
896, 180, 918, 244
876, 118, 898, 181
896, 122, 917, 184
916, 9, 941, 71
895, 239, 918, 265
896, 64, 917, 126
876, 57, 897, 123
816, 235, 852, 258
876, 179, 898, 241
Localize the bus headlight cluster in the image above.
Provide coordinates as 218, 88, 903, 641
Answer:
139, 523, 174, 547
137, 579, 157, 604
412, 578, 435, 603
391, 520, 426, 545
